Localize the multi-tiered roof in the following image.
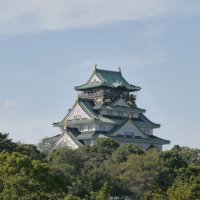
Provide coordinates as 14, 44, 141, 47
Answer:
75, 68, 141, 91
42, 67, 169, 152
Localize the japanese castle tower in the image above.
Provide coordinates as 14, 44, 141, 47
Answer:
43, 67, 169, 151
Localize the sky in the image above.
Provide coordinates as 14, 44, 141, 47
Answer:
0, 0, 200, 150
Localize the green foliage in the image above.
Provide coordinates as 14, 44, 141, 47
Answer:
0, 135, 200, 200
90, 182, 111, 200
171, 145, 200, 165
64, 194, 81, 200
15, 144, 45, 160
167, 165, 200, 200
0, 133, 17, 153
160, 146, 188, 169
119, 149, 161, 198
0, 152, 66, 199
111, 144, 144, 163
48, 147, 84, 184
91, 138, 120, 160
142, 190, 166, 200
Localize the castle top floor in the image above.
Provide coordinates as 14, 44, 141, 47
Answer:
75, 67, 141, 105
75, 67, 141, 92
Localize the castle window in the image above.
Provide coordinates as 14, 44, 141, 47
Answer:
107, 110, 113, 115
80, 125, 84, 131
99, 125, 106, 131
99, 125, 102, 131
124, 131, 134, 137
118, 111, 123, 117
74, 115, 81, 120
88, 125, 92, 131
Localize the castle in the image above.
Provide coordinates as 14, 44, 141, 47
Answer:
41, 67, 170, 152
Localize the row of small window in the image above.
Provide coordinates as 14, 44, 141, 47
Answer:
107, 111, 123, 116
107, 111, 135, 118
99, 125, 106, 131
79, 125, 106, 131
74, 112, 134, 119
80, 125, 93, 131
74, 115, 81, 120
123, 131, 134, 136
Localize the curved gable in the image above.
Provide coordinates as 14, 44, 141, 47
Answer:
67, 102, 92, 121
111, 120, 147, 138
110, 97, 130, 107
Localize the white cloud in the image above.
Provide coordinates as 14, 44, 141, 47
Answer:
2, 101, 18, 110
0, 0, 198, 36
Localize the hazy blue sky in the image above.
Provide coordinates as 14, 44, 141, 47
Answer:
0, 1, 200, 149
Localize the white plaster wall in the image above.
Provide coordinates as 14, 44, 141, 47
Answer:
140, 128, 153, 135
89, 74, 102, 83
149, 129, 153, 135
79, 123, 114, 132
83, 124, 95, 131
96, 123, 114, 132
67, 103, 91, 120
54, 132, 79, 150
113, 121, 145, 137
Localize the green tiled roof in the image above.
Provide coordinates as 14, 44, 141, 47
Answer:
75, 130, 170, 145
43, 134, 61, 142
99, 116, 120, 124
76, 133, 95, 140
96, 69, 140, 90
134, 114, 160, 128
78, 99, 98, 119
74, 81, 103, 90
75, 68, 141, 91
109, 135, 170, 145
93, 105, 145, 113
76, 131, 107, 140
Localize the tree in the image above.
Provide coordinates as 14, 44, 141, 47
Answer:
167, 165, 200, 200
90, 138, 120, 160
90, 182, 111, 200
0, 133, 17, 153
170, 146, 200, 165
47, 147, 85, 185
111, 144, 143, 163
0, 152, 67, 199
64, 195, 81, 200
142, 190, 165, 200
15, 143, 45, 160
119, 149, 162, 199
160, 146, 188, 169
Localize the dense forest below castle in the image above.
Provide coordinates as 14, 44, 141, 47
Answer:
0, 132, 200, 200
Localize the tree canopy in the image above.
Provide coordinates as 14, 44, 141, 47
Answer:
0, 134, 199, 200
